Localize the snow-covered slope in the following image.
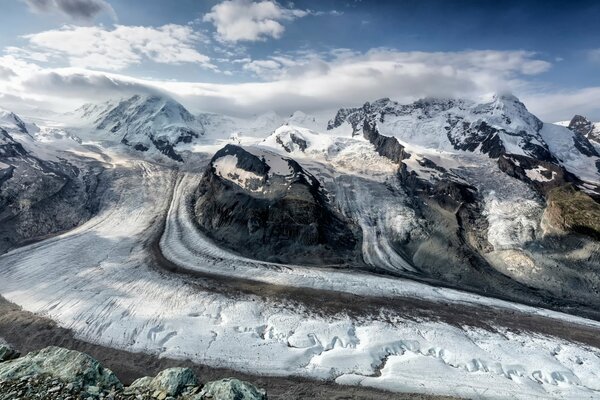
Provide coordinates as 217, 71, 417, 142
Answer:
73, 95, 204, 161
328, 94, 554, 160
198, 110, 326, 141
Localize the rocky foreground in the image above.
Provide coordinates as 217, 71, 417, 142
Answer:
0, 344, 266, 400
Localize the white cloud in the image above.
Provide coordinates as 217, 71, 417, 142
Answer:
587, 49, 600, 63
23, 0, 117, 21
522, 87, 600, 121
203, 0, 309, 42
0, 49, 565, 119
20, 24, 213, 71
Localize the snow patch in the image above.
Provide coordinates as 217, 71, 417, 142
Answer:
213, 154, 264, 191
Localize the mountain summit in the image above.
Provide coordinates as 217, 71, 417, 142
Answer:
77, 95, 204, 161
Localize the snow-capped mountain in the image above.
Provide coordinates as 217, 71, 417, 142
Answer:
3, 93, 600, 400
75, 95, 204, 161
197, 110, 325, 140
328, 94, 555, 160
0, 109, 30, 134
329, 95, 600, 193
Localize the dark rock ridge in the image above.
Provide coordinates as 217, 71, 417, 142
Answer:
568, 115, 600, 143
566, 114, 600, 153
275, 131, 307, 153
363, 117, 410, 163
0, 345, 267, 400
497, 154, 578, 197
194, 144, 360, 265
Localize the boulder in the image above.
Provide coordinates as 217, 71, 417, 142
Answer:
129, 367, 198, 397
195, 378, 267, 400
0, 344, 19, 362
0, 346, 121, 391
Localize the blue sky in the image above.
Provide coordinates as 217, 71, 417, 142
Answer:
1, 0, 600, 119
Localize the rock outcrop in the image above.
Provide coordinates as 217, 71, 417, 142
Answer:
194, 144, 360, 265
0, 345, 19, 363
0, 346, 267, 400
129, 368, 198, 398
543, 184, 600, 240
197, 378, 267, 400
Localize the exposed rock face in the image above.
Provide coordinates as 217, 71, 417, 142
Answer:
0, 345, 19, 362
0, 346, 121, 391
568, 115, 594, 136
566, 115, 600, 155
363, 117, 410, 163
497, 154, 576, 197
196, 378, 267, 400
0, 122, 101, 254
543, 184, 600, 240
194, 144, 359, 264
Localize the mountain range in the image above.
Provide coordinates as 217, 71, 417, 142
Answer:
2, 93, 600, 399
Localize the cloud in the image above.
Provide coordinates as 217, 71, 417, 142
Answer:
0, 49, 561, 119
21, 24, 213, 71
203, 0, 309, 42
523, 87, 600, 121
587, 49, 600, 63
23, 0, 117, 21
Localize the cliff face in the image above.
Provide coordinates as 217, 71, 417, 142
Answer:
543, 185, 600, 239
193, 144, 360, 265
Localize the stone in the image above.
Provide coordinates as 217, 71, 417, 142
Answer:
196, 378, 267, 400
129, 367, 198, 397
0, 346, 122, 391
0, 345, 20, 362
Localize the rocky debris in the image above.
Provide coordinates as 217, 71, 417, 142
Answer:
0, 344, 19, 362
0, 128, 28, 158
196, 378, 267, 400
0, 346, 267, 400
543, 184, 600, 240
194, 144, 360, 265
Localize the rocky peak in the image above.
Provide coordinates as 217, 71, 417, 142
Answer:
568, 115, 594, 136
0, 108, 29, 134
195, 144, 359, 265
209, 144, 320, 196
80, 94, 204, 161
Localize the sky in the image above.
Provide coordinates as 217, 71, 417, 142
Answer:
1, 0, 600, 120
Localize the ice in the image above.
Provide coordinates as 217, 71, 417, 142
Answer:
540, 123, 600, 184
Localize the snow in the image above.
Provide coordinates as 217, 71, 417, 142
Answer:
540, 123, 600, 184
525, 165, 555, 182
4, 99, 600, 399
2, 158, 600, 399
212, 154, 265, 191
483, 190, 542, 250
